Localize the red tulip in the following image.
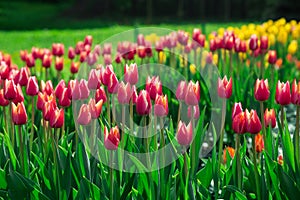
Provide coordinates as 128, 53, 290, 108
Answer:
31, 47, 39, 59
25, 54, 35, 68
254, 79, 270, 101
264, 108, 276, 128
84, 35, 93, 46
42, 54, 52, 68
20, 50, 28, 62
101, 65, 114, 86
79, 79, 90, 100
146, 76, 162, 100
49, 108, 64, 128
249, 34, 258, 51
95, 86, 107, 103
276, 81, 291, 105
232, 111, 247, 134
137, 34, 145, 46
52, 43, 64, 57
77, 104, 91, 125
192, 28, 201, 42
42, 96, 57, 121
245, 109, 262, 134
137, 46, 146, 58
4, 79, 17, 100
115, 53, 122, 64
87, 52, 98, 66
37, 92, 48, 110
210, 39, 217, 52
55, 57, 64, 71
176, 121, 193, 146
131, 85, 138, 104
75, 41, 84, 54
26, 76, 39, 96
12, 102, 27, 125
41, 80, 54, 96
104, 126, 120, 150
124, 63, 138, 85
3, 54, 11, 67
269, 50, 278, 64
185, 81, 200, 106
59, 88, 71, 107
117, 81, 132, 104
55, 80, 66, 99
79, 51, 87, 63
260, 35, 269, 51
68, 47, 75, 59
102, 43, 112, 55
89, 98, 103, 119
197, 34, 206, 48
176, 81, 187, 101
278, 155, 283, 165
0, 89, 9, 106
0, 62, 10, 80
224, 35, 234, 50
87, 69, 100, 90
292, 79, 300, 105
255, 133, 264, 153
107, 73, 119, 94
218, 76, 232, 99
154, 94, 168, 117
12, 84, 24, 104
136, 90, 152, 115
188, 105, 200, 119
17, 67, 30, 86
67, 79, 79, 100
70, 61, 80, 74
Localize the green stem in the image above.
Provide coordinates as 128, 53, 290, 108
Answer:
110, 151, 114, 200
107, 89, 111, 126
51, 128, 61, 199
295, 106, 300, 167
252, 134, 261, 200
30, 96, 34, 152
112, 94, 116, 124
18, 125, 24, 174
177, 101, 182, 125
3, 106, 8, 135
160, 117, 165, 164
10, 102, 15, 149
153, 116, 157, 150
217, 99, 226, 197
235, 134, 242, 190
229, 50, 233, 76
190, 107, 195, 177
260, 53, 265, 78
281, 106, 284, 130
183, 148, 188, 180
260, 102, 266, 152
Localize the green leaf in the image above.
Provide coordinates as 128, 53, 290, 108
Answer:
0, 169, 7, 189
196, 159, 213, 188
224, 185, 247, 200
2, 133, 17, 170
278, 166, 300, 199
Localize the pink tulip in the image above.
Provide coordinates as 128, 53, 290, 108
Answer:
187, 105, 200, 119
88, 69, 100, 90
136, 90, 152, 115
77, 104, 91, 125
124, 63, 138, 85
154, 94, 168, 117
185, 81, 200, 106
104, 126, 120, 150
245, 109, 262, 134
89, 98, 103, 119
254, 79, 270, 101
291, 79, 300, 105
218, 76, 232, 99
232, 102, 243, 120
276, 81, 291, 105
146, 76, 162, 100
176, 81, 187, 101
117, 81, 132, 104
176, 121, 193, 146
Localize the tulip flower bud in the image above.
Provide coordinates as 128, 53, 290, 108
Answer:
264, 108, 276, 128
245, 109, 262, 134
77, 104, 91, 125
37, 92, 48, 110
54, 80, 65, 99
223, 146, 235, 163
0, 62, 10, 80
197, 34, 206, 48
232, 111, 247, 134
18, 67, 30, 86
104, 54, 112, 65
95, 86, 107, 103
70, 61, 80, 74
137, 34, 145, 46
59, 88, 71, 107
276, 81, 291, 105
254, 79, 270, 101
75, 41, 84, 54
4, 79, 17, 100
176, 121, 193, 146
0, 89, 9, 106
50, 108, 64, 128
20, 50, 28, 62
249, 34, 258, 51
88, 69, 100, 90
101, 65, 114, 86
278, 155, 283, 165
79, 51, 87, 63
42, 97, 57, 121
12, 102, 27, 125
268, 50, 277, 65
55, 57, 64, 71
107, 72, 119, 94
89, 98, 103, 119
68, 47, 75, 59
104, 126, 120, 150
136, 90, 152, 115
79, 79, 90, 100
192, 28, 201, 41
102, 43, 112, 55
124, 63, 138, 85
42, 54, 52, 68
25, 54, 35, 68
187, 105, 200, 119
255, 133, 264, 153
26, 76, 39, 97
146, 76, 162, 100
115, 53, 122, 64
210, 39, 217, 52
41, 80, 54, 96
131, 85, 138, 104
260, 35, 269, 51
291, 79, 300, 105
31, 47, 39, 59
224, 35, 234, 50
154, 94, 168, 117
137, 46, 146, 58
12, 84, 24, 104
218, 76, 232, 99
117, 81, 132, 104
185, 81, 200, 106
84, 35, 93, 46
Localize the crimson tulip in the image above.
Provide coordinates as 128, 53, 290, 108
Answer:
292, 79, 300, 105
12, 102, 27, 125
37, 92, 48, 110
268, 50, 277, 65
254, 79, 270, 101
70, 61, 79, 74
0, 89, 9, 106
249, 34, 258, 51
68, 47, 75, 59
146, 76, 162, 100
218, 76, 232, 99
42, 54, 52, 68
95, 86, 107, 103
89, 98, 103, 119
264, 108, 276, 128
59, 88, 71, 107
55, 80, 66, 99
0, 62, 10, 80
136, 90, 152, 115
131, 85, 138, 104
49, 108, 64, 128
232, 111, 247, 134
26, 76, 39, 96
42, 96, 56, 121
276, 81, 291, 105
25, 54, 35, 68
55, 57, 64, 71
12, 84, 24, 104
260, 36, 269, 51
4, 79, 17, 100
245, 109, 262, 134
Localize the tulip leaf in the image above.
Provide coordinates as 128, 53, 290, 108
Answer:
2, 133, 17, 170
0, 169, 7, 189
196, 158, 213, 188
224, 185, 247, 200
278, 165, 300, 199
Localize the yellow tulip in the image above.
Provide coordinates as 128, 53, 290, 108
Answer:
158, 52, 166, 64
145, 33, 160, 43
268, 34, 276, 46
288, 40, 298, 55
213, 54, 218, 65
277, 29, 288, 44
189, 64, 196, 74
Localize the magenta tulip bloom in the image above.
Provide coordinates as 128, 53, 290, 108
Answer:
254, 79, 270, 101
218, 76, 232, 99
185, 81, 200, 106
154, 94, 168, 117
136, 90, 152, 115
26, 76, 39, 96
77, 104, 91, 125
124, 63, 138, 85
276, 81, 291, 105
176, 121, 193, 146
